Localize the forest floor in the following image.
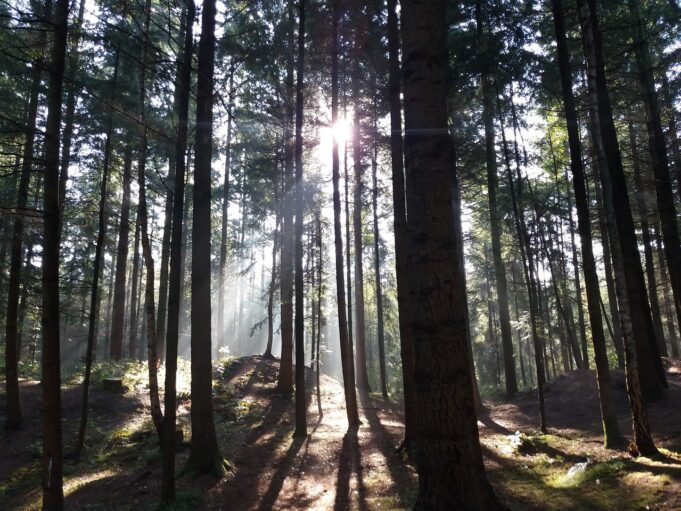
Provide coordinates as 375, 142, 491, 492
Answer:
1, 356, 681, 510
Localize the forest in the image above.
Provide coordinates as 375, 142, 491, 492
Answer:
1, 0, 681, 509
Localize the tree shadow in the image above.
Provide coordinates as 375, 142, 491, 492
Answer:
257, 435, 306, 511
333, 429, 368, 511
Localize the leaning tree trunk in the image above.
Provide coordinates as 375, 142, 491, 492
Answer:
42, 0, 69, 506
550, 0, 625, 448
331, 0, 359, 430
292, 0, 308, 439
75, 51, 120, 461
188, 0, 226, 476
162, 0, 194, 502
401, 0, 502, 508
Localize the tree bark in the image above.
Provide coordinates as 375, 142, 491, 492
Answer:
188, 0, 226, 475
75, 50, 120, 460
331, 0, 359, 430
162, 0, 194, 501
401, 1, 501, 508
475, 0, 517, 398
42, 0, 69, 506
128, 216, 141, 359
550, 0, 625, 448
292, 0, 307, 439
577, 0, 659, 455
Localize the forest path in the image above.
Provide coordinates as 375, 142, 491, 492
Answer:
202, 356, 417, 510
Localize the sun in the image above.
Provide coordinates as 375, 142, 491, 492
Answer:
331, 117, 351, 145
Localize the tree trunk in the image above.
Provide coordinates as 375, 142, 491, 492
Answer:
475, 1, 517, 399
128, 216, 141, 359
401, 1, 501, 508
657, 224, 680, 358
110, 135, 132, 361
264, 201, 279, 359
277, 1, 295, 394
577, 0, 659, 455
162, 0, 194, 501
188, 0, 226, 475
550, 0, 625, 448
42, 0, 69, 506
331, 0, 359, 430
371, 104, 388, 400
4, 0, 50, 429
351, 7, 370, 393
292, 0, 307, 439
386, 0, 416, 450
630, 120, 667, 356
218, 63, 235, 353
136, 0, 163, 439
75, 50, 120, 460
629, 0, 681, 336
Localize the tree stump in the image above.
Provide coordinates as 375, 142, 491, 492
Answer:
102, 377, 124, 393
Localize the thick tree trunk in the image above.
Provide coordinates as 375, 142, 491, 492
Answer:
549, 0, 625, 448
386, 0, 416, 450
188, 0, 226, 476
292, 0, 307, 439
331, 0, 359, 430
577, 0, 659, 455
75, 51, 120, 460
41, 0, 69, 506
161, 1, 194, 502
657, 225, 680, 358
475, 1, 517, 398
401, 1, 501, 508
156, 153, 173, 363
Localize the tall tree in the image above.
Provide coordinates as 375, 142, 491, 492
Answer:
162, 0, 194, 502
4, 0, 51, 430
577, 0, 659, 455
42, 0, 69, 506
387, 0, 416, 451
75, 50, 120, 460
292, 0, 308, 439
401, 0, 501, 507
475, 0, 519, 395
550, 0, 624, 448
188, 0, 226, 475
330, 0, 359, 430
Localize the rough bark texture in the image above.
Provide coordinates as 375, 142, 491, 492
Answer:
401, 1, 502, 508
188, 0, 225, 475
42, 0, 69, 506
